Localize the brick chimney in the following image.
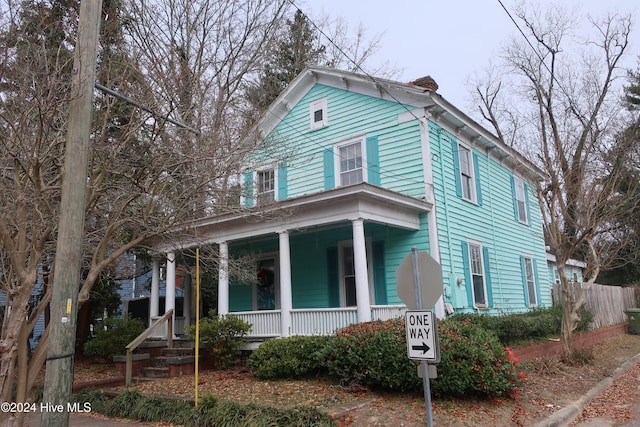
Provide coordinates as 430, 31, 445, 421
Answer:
409, 75, 439, 92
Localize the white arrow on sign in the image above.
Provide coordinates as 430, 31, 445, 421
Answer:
405, 310, 440, 362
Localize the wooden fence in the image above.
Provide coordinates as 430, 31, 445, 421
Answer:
552, 284, 637, 329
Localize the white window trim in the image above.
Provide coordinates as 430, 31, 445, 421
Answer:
457, 142, 477, 203
467, 239, 487, 308
334, 137, 368, 187
515, 177, 528, 224
239, 165, 278, 207
523, 255, 538, 307
253, 252, 280, 311
337, 239, 374, 307
255, 165, 278, 205
310, 97, 328, 130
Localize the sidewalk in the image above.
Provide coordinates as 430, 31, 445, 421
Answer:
28, 412, 153, 426
536, 352, 640, 427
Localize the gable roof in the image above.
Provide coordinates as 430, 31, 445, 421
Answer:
256, 66, 544, 182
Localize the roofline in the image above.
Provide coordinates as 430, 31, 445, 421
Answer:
252, 66, 544, 182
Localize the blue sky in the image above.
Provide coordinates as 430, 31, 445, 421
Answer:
301, 0, 639, 109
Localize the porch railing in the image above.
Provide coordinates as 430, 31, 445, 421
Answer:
125, 309, 173, 386
234, 305, 407, 338
291, 307, 358, 336
149, 315, 185, 337
233, 310, 281, 337
371, 305, 407, 321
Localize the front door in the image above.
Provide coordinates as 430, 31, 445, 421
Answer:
256, 258, 276, 310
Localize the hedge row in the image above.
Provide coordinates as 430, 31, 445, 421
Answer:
72, 389, 335, 427
248, 316, 527, 398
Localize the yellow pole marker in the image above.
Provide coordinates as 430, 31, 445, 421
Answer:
195, 247, 200, 406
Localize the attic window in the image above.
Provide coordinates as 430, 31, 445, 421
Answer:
310, 97, 328, 130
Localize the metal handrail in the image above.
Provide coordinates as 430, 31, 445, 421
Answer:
125, 309, 174, 386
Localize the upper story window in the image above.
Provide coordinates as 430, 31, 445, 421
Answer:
515, 177, 528, 223
256, 169, 275, 205
451, 137, 481, 204
511, 176, 529, 224
458, 145, 474, 201
337, 139, 365, 186
310, 97, 328, 130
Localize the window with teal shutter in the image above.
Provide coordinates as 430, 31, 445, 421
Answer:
277, 162, 288, 200
243, 171, 254, 208
462, 240, 489, 307
451, 137, 463, 197
512, 176, 529, 224
473, 152, 483, 206
520, 255, 538, 306
323, 148, 334, 190
366, 136, 380, 186
461, 241, 474, 307
533, 258, 541, 307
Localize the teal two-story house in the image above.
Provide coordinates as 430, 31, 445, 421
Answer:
148, 66, 549, 340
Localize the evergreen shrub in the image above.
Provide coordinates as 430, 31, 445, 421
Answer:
325, 319, 421, 392
83, 317, 146, 358
432, 318, 525, 398
247, 335, 332, 379
186, 310, 251, 369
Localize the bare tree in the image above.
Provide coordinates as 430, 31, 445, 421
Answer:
473, 3, 640, 357
0, 0, 290, 422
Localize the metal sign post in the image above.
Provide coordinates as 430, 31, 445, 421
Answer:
411, 247, 434, 427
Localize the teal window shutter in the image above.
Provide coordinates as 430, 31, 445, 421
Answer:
451, 137, 462, 197
473, 152, 483, 205
533, 258, 542, 306
510, 176, 519, 221
520, 255, 530, 306
243, 172, 254, 208
483, 246, 493, 307
277, 162, 288, 200
523, 182, 531, 225
323, 148, 335, 190
327, 247, 339, 307
372, 241, 386, 305
366, 136, 380, 186
461, 241, 474, 307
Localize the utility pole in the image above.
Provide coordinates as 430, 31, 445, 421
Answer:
41, 1, 102, 426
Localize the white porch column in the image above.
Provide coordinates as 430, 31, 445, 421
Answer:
352, 219, 371, 322
218, 242, 229, 315
165, 252, 176, 324
279, 231, 293, 337
150, 257, 160, 323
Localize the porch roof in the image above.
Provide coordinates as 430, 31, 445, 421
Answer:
152, 183, 431, 252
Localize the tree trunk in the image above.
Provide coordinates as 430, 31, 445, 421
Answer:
559, 269, 576, 357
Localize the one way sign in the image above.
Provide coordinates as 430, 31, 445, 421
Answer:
405, 310, 440, 362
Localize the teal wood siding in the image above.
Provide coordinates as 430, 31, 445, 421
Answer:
429, 121, 549, 313
366, 214, 430, 306
226, 218, 430, 310
260, 85, 425, 199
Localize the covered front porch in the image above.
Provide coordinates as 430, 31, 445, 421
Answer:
148, 183, 434, 339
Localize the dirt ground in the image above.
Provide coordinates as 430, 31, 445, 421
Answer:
73, 333, 640, 427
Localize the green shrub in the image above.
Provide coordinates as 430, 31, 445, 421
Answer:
325, 319, 421, 393
83, 317, 146, 358
433, 319, 525, 398
106, 389, 143, 418
71, 388, 107, 414
448, 306, 578, 346
247, 336, 332, 379
131, 396, 193, 424
186, 310, 251, 369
